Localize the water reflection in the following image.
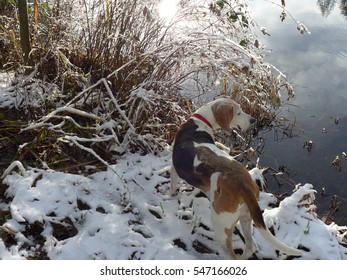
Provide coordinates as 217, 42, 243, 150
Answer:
318, 0, 338, 17
251, 0, 347, 225
317, 0, 347, 19
340, 0, 347, 18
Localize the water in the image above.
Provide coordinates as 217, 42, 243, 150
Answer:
250, 0, 347, 225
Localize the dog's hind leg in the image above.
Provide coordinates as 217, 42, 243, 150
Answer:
239, 213, 256, 259
224, 226, 239, 259
212, 210, 239, 259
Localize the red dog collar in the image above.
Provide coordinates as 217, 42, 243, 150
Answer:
192, 114, 213, 129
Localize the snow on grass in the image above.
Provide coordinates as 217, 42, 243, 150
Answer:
0, 72, 15, 109
0, 151, 216, 260
1, 149, 347, 260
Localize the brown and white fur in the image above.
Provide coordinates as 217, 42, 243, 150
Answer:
171, 97, 302, 259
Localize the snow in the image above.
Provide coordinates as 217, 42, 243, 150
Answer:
1, 149, 347, 260
0, 72, 15, 109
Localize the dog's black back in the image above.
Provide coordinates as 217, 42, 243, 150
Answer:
172, 119, 215, 190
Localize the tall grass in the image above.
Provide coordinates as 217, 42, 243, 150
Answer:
0, 0, 300, 170
2, 0, 294, 103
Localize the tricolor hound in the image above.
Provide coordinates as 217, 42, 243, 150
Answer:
171, 97, 302, 259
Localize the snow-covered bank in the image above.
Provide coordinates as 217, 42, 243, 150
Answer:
1, 150, 346, 260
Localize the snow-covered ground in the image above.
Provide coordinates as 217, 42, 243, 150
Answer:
1, 150, 347, 260
1, 72, 347, 260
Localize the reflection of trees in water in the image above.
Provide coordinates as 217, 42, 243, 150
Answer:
340, 0, 347, 18
317, 0, 338, 17
317, 0, 347, 19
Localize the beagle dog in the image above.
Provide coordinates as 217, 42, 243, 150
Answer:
171, 97, 302, 259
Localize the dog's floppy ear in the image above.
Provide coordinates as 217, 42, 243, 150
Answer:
211, 100, 234, 130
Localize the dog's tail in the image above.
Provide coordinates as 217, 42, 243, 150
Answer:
244, 187, 303, 257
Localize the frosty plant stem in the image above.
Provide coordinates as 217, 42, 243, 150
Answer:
264, 0, 310, 34
304, 220, 311, 235
101, 78, 135, 131
65, 77, 135, 131
21, 107, 105, 132
61, 135, 123, 180
1, 160, 27, 179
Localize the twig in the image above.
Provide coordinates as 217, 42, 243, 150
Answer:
1, 160, 26, 179
101, 78, 135, 131
21, 107, 105, 132
263, 0, 310, 34
0, 225, 17, 236
56, 160, 99, 172
61, 135, 123, 180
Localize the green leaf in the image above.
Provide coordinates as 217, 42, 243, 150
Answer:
304, 220, 311, 235
241, 15, 249, 27
216, 0, 225, 9
228, 12, 238, 23
239, 39, 247, 47
6, 0, 16, 5
41, 2, 50, 11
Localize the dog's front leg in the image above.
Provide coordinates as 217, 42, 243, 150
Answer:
170, 165, 179, 196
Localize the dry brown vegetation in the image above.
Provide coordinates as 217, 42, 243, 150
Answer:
0, 0, 298, 173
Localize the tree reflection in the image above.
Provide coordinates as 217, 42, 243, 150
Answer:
340, 0, 347, 18
317, 0, 347, 19
317, 0, 338, 17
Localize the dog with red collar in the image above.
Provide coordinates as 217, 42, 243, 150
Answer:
171, 97, 302, 259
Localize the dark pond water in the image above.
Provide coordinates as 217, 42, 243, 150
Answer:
251, 0, 347, 225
